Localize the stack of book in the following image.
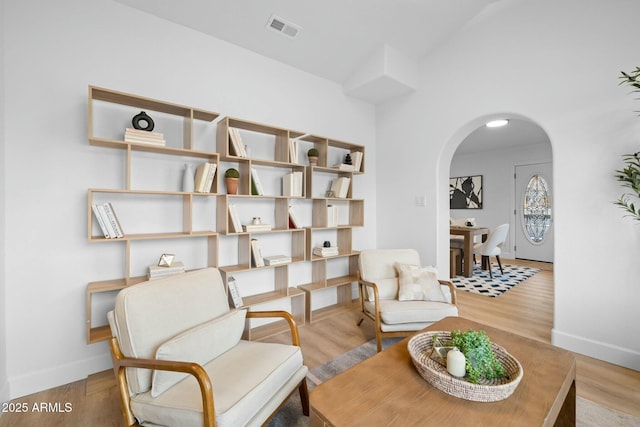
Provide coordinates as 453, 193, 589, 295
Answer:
91, 202, 124, 238
124, 128, 166, 146
243, 223, 273, 232
333, 163, 356, 171
313, 246, 339, 257
282, 171, 303, 197
264, 254, 292, 266
332, 151, 363, 172
228, 128, 247, 157
330, 177, 351, 198
194, 162, 217, 193
148, 261, 185, 280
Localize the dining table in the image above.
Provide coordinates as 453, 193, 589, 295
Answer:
450, 225, 489, 277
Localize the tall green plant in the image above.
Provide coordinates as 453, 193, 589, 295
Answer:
620, 66, 640, 111
615, 67, 640, 222
615, 152, 640, 222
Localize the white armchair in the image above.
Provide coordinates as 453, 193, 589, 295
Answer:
357, 249, 458, 352
107, 267, 309, 427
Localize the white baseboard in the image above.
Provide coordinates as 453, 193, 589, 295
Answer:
0, 379, 10, 403
7, 353, 112, 400
552, 328, 640, 371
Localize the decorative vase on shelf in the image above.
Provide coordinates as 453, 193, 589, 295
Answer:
182, 164, 195, 193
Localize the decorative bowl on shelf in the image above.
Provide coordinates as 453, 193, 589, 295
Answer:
407, 331, 523, 402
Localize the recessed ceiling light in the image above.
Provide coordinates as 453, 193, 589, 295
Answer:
486, 119, 509, 128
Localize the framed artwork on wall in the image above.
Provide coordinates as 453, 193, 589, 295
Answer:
450, 175, 483, 209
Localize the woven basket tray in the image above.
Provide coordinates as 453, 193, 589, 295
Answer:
407, 331, 523, 402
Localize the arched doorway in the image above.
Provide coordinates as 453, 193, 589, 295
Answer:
446, 115, 553, 264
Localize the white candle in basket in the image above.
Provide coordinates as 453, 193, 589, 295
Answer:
447, 347, 466, 377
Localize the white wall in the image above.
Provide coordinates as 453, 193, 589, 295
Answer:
376, 0, 640, 370
3, 0, 376, 398
450, 142, 553, 259
0, 0, 9, 404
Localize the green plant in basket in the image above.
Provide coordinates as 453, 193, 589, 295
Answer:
450, 329, 506, 384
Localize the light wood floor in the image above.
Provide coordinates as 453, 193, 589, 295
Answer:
1, 259, 639, 426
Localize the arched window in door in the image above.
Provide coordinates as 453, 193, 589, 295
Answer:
522, 174, 552, 243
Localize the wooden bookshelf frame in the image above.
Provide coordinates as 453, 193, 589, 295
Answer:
86, 89, 365, 343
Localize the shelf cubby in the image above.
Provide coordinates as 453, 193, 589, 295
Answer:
218, 266, 306, 340
298, 253, 359, 323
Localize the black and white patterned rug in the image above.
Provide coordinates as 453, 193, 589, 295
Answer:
451, 263, 540, 297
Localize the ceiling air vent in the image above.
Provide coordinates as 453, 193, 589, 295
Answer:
266, 14, 301, 38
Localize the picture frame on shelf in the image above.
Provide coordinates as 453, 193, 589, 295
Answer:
158, 253, 175, 267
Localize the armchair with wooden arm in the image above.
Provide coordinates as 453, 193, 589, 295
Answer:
357, 249, 458, 352
108, 268, 309, 427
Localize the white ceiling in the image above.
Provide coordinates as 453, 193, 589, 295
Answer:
114, 0, 502, 85
456, 119, 551, 155
114, 0, 548, 152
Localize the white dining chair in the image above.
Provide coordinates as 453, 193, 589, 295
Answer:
473, 224, 509, 278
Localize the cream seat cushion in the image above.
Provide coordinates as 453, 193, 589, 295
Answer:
364, 299, 458, 325
132, 340, 307, 427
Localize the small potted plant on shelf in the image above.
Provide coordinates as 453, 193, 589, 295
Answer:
307, 148, 319, 166
225, 168, 240, 195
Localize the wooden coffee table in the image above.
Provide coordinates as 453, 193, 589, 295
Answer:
310, 317, 576, 427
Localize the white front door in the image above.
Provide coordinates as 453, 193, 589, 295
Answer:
514, 162, 554, 262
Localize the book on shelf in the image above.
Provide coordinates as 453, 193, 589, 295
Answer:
92, 202, 124, 238
330, 177, 351, 198
327, 204, 339, 227
251, 239, 265, 267
103, 203, 124, 238
242, 223, 273, 232
332, 163, 355, 172
351, 151, 363, 172
250, 168, 265, 196
227, 275, 244, 308
228, 128, 247, 157
124, 128, 166, 146
263, 254, 292, 266
228, 204, 243, 233
91, 204, 111, 238
288, 138, 299, 163
282, 171, 303, 197
194, 162, 217, 193
313, 246, 339, 257
148, 261, 185, 280
125, 127, 164, 138
288, 205, 301, 229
